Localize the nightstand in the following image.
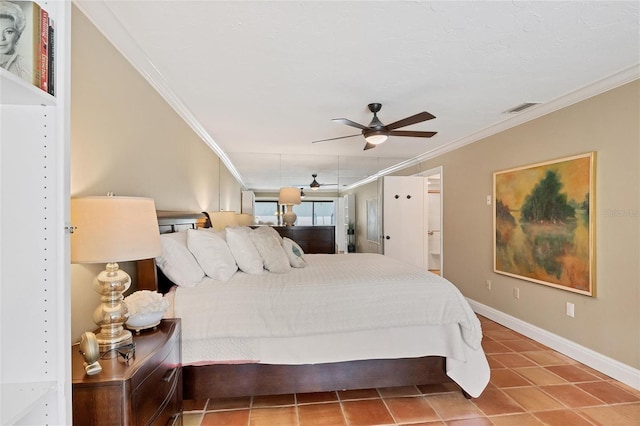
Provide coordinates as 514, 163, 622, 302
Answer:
72, 319, 182, 425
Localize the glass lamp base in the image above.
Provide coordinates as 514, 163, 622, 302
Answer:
96, 329, 133, 356
93, 262, 133, 357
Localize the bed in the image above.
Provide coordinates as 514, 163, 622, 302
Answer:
137, 212, 489, 400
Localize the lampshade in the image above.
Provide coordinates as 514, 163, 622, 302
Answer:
278, 187, 302, 205
71, 196, 162, 263
364, 131, 388, 145
207, 210, 240, 231
236, 213, 255, 226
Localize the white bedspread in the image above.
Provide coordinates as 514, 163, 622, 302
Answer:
171, 253, 489, 397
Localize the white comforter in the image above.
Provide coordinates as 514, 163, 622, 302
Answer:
171, 253, 489, 397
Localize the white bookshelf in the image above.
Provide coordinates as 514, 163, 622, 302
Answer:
0, 1, 71, 424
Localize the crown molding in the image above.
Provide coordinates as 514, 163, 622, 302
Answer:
344, 64, 639, 192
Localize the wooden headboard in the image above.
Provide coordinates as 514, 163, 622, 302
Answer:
156, 210, 209, 233
137, 211, 208, 293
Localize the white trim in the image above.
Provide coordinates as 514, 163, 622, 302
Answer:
468, 299, 640, 391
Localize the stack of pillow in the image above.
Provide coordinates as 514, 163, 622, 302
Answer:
154, 226, 307, 287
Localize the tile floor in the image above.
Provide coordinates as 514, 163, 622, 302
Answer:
181, 316, 640, 425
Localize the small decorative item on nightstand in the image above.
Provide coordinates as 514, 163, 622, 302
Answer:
124, 290, 169, 333
78, 332, 102, 376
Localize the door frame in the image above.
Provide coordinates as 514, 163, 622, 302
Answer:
415, 166, 444, 275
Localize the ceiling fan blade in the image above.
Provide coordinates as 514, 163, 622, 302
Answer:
363, 142, 376, 151
332, 118, 369, 130
312, 134, 360, 143
388, 130, 438, 138
385, 111, 436, 131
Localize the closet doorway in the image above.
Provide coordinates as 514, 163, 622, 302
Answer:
417, 166, 443, 275
382, 166, 443, 275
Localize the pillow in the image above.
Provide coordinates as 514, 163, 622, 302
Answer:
253, 226, 283, 245
186, 229, 238, 281
155, 231, 205, 287
225, 227, 264, 274
249, 228, 291, 273
282, 237, 307, 268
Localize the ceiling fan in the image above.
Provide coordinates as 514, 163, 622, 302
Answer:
312, 103, 437, 150
309, 174, 337, 191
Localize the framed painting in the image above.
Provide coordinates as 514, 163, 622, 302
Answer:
493, 152, 596, 296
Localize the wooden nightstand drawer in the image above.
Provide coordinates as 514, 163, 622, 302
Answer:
132, 336, 181, 425
72, 319, 182, 426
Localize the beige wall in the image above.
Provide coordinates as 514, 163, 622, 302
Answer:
69, 7, 242, 339
352, 81, 639, 369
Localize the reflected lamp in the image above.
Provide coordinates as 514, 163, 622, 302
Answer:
278, 187, 302, 226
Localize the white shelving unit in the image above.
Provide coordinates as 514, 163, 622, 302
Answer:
0, 1, 71, 424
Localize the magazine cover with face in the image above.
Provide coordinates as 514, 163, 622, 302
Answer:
0, 1, 38, 87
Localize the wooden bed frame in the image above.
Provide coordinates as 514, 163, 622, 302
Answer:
136, 211, 462, 400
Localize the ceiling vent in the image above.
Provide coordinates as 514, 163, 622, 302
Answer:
504, 102, 541, 114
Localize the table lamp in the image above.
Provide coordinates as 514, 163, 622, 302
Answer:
207, 210, 240, 231
71, 195, 162, 354
278, 187, 301, 226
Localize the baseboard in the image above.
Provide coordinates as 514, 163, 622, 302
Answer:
467, 298, 640, 391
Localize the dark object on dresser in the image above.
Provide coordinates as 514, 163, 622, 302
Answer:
270, 225, 336, 254
72, 319, 182, 426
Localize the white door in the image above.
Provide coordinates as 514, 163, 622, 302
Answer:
383, 176, 425, 268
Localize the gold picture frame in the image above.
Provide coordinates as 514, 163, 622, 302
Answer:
493, 152, 596, 296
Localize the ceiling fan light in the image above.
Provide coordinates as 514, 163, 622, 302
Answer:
364, 133, 388, 145
310, 174, 320, 190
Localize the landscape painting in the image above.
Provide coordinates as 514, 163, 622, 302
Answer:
494, 152, 595, 296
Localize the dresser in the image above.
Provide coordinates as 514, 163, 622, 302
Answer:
72, 319, 182, 426
271, 226, 336, 254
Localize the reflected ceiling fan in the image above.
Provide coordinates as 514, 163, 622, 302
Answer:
309, 174, 337, 191
312, 103, 437, 150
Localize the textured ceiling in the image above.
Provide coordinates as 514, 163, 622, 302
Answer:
75, 1, 639, 193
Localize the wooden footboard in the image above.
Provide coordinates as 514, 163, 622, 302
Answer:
183, 356, 453, 399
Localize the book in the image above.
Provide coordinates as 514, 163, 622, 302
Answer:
39, 5, 48, 92
0, 1, 51, 94
47, 17, 54, 96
